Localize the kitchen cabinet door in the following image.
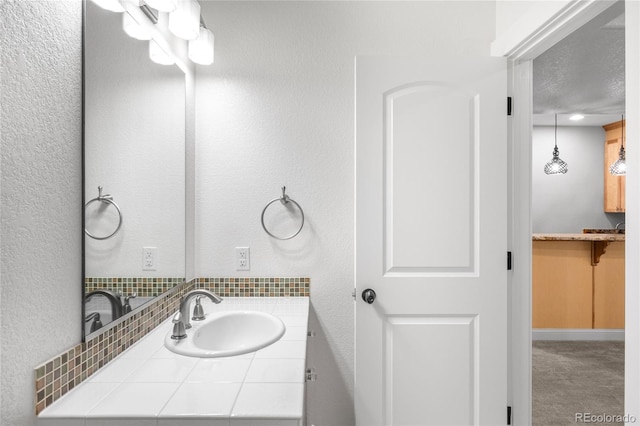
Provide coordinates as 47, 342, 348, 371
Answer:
533, 241, 593, 328
604, 120, 625, 212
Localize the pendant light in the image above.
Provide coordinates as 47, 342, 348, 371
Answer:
609, 115, 626, 176
544, 114, 568, 175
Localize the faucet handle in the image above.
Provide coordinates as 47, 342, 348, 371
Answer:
85, 312, 103, 333
122, 292, 138, 314
171, 311, 187, 340
192, 296, 206, 321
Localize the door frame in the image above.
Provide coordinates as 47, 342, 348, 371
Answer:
502, 1, 640, 424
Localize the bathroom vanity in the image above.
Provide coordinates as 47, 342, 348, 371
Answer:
37, 297, 309, 426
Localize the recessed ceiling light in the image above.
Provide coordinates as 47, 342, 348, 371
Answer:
569, 114, 585, 121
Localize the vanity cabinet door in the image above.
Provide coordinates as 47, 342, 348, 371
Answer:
603, 120, 625, 213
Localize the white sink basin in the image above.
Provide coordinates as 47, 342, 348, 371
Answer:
164, 310, 286, 358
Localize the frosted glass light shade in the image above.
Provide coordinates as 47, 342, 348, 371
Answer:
123, 12, 152, 40
544, 146, 568, 175
149, 39, 175, 65
188, 27, 214, 65
91, 0, 125, 12
169, 0, 201, 40
609, 146, 626, 175
144, 0, 177, 12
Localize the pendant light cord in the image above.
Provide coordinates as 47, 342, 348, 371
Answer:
621, 114, 625, 149
554, 114, 558, 149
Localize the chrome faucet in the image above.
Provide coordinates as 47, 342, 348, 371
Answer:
171, 289, 223, 340
179, 289, 223, 329
86, 289, 123, 321
615, 222, 625, 230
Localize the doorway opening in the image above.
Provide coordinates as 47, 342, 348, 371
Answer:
530, 3, 625, 423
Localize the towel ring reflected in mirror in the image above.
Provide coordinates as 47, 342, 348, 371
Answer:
84, 186, 123, 240
261, 186, 305, 240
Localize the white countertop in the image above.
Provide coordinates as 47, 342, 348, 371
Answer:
38, 297, 309, 426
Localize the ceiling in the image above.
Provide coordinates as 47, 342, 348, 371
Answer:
532, 1, 625, 126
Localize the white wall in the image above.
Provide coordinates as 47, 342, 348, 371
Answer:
532, 125, 625, 233
84, 2, 185, 278
495, 0, 539, 37
1, 1, 82, 425
194, 2, 496, 424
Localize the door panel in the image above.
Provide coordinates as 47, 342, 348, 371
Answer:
384, 83, 477, 273
385, 315, 477, 425
355, 56, 507, 426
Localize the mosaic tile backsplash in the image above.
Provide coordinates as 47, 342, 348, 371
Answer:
85, 277, 184, 298
34, 277, 310, 415
196, 277, 310, 297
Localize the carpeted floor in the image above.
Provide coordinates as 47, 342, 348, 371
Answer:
533, 341, 624, 426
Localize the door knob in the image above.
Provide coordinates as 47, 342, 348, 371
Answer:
362, 289, 376, 304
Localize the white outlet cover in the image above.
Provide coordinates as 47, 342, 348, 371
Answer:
143, 247, 157, 271
235, 247, 250, 271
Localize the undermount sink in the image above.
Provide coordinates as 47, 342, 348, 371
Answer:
164, 310, 286, 358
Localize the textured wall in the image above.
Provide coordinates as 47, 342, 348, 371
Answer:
532, 125, 625, 233
194, 2, 495, 424
1, 1, 83, 425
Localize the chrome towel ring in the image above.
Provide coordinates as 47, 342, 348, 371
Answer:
261, 186, 305, 240
84, 186, 123, 240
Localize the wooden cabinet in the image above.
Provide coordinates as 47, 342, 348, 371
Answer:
593, 241, 625, 328
603, 120, 625, 212
533, 239, 625, 329
532, 241, 593, 328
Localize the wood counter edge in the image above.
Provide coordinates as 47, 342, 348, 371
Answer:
532, 233, 625, 242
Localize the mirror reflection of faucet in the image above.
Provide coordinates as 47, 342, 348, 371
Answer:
84, 312, 103, 333
123, 292, 137, 314
85, 290, 123, 324
84, 290, 154, 333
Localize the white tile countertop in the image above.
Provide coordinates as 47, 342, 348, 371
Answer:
37, 297, 309, 426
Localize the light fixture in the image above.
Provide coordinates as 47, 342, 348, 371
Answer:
115, 0, 214, 66
149, 39, 175, 65
544, 114, 568, 175
188, 25, 214, 65
91, 0, 125, 12
169, 0, 201, 40
144, 0, 177, 12
123, 12, 152, 40
569, 114, 584, 121
609, 114, 626, 176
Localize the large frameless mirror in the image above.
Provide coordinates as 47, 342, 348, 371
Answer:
83, 0, 185, 340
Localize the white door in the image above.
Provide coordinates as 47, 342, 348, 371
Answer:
355, 56, 508, 426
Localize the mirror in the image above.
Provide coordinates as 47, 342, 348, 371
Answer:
83, 0, 186, 340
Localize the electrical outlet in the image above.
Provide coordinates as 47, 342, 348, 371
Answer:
143, 247, 157, 271
235, 247, 250, 271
